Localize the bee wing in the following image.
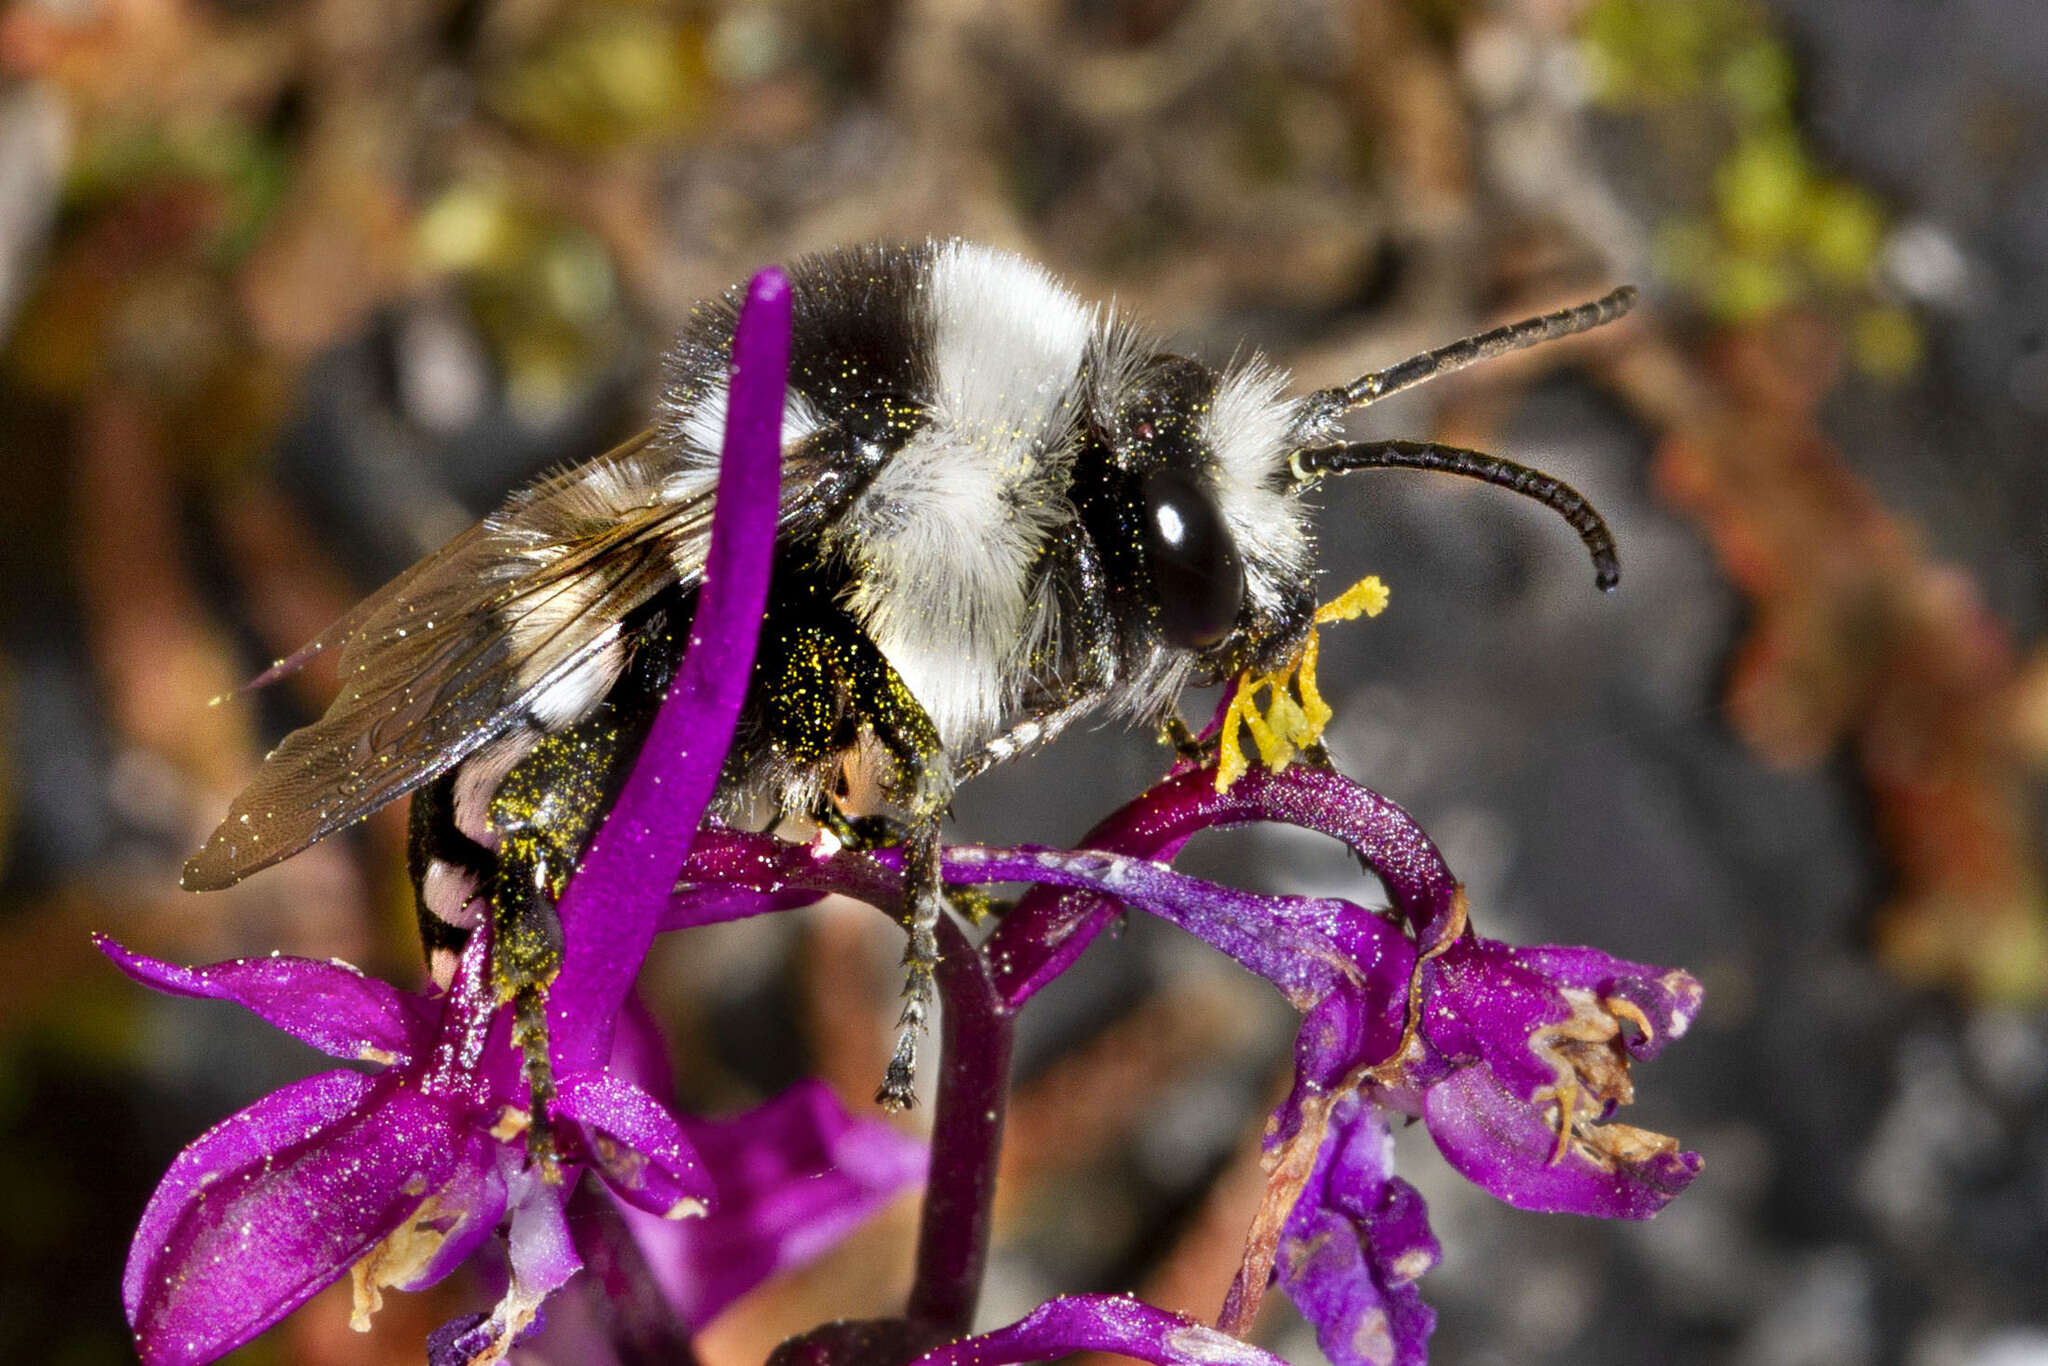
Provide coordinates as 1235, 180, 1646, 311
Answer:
184, 429, 835, 890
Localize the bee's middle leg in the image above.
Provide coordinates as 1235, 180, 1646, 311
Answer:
763, 619, 949, 1110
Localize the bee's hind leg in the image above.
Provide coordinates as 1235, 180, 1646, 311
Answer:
483, 719, 633, 1179
488, 832, 569, 1179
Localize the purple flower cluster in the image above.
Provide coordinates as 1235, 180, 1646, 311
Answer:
108, 267, 1702, 1366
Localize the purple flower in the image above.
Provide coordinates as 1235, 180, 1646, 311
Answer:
110, 265, 800, 1366
675, 761, 1702, 1366
116, 254, 1704, 1366
103, 932, 708, 1366
993, 766, 1702, 1362
1273, 1095, 1438, 1366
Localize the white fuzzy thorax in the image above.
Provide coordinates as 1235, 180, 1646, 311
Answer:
843, 242, 1098, 750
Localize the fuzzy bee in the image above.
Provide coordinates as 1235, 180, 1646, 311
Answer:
183, 241, 1631, 1121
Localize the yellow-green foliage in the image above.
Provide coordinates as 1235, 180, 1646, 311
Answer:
1580, 0, 1916, 376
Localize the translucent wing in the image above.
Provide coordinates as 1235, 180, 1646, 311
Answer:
184, 429, 836, 889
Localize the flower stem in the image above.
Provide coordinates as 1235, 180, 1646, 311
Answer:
907, 915, 1013, 1336
568, 1180, 704, 1366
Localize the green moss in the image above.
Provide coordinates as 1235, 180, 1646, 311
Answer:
1802, 181, 1886, 286
1716, 126, 1811, 251
1579, 0, 1914, 376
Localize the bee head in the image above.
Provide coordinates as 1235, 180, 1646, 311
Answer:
1078, 349, 1317, 689
1074, 284, 1633, 721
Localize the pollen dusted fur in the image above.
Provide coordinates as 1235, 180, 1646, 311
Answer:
185, 238, 1633, 1131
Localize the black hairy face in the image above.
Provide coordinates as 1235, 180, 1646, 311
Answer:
1073, 353, 1250, 656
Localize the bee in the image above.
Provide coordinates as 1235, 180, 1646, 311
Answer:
183, 241, 1632, 1120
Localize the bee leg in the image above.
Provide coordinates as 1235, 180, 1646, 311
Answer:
1160, 712, 1212, 764
761, 607, 954, 1107
489, 831, 569, 1179
846, 651, 952, 1111
879, 817, 944, 1110
484, 719, 633, 1179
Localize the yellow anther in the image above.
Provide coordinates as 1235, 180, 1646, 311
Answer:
1215, 575, 1390, 792
1315, 574, 1391, 626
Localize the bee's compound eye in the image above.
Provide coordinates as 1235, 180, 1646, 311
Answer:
1141, 468, 1245, 650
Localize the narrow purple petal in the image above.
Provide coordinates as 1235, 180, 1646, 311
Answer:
909, 1294, 1291, 1366
553, 1072, 714, 1219
97, 934, 424, 1065
622, 1079, 926, 1328
946, 845, 1391, 1008
127, 1074, 469, 1366
1421, 1064, 1702, 1218
550, 265, 791, 1072
1277, 1097, 1438, 1366
674, 831, 1415, 1017
985, 765, 1460, 1007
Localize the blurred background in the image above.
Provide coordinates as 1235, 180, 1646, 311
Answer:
2, 0, 2045, 1362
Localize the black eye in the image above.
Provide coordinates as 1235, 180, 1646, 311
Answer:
1141, 468, 1245, 649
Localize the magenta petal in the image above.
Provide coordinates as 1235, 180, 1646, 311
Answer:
948, 845, 1392, 1008
549, 265, 791, 1072
126, 1073, 468, 1366
124, 1070, 374, 1336
986, 764, 1459, 1007
909, 1294, 1291, 1366
624, 1079, 926, 1328
553, 1072, 713, 1219
507, 1174, 584, 1301
97, 934, 423, 1065
1277, 1097, 1438, 1366
1421, 1064, 1702, 1219
386, 1136, 508, 1293
1422, 938, 1571, 1103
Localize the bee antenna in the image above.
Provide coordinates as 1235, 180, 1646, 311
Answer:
1292, 439, 1620, 592
1297, 286, 1637, 428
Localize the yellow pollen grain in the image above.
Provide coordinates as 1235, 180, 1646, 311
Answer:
1215, 575, 1389, 792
